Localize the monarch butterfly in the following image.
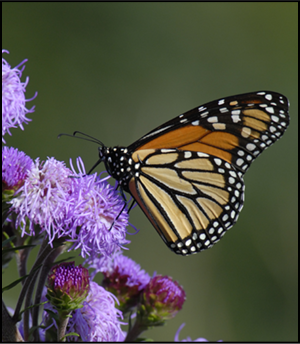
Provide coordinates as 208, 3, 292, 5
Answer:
77, 91, 290, 256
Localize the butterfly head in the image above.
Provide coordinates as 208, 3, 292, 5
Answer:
98, 146, 133, 189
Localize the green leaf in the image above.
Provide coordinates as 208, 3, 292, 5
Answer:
136, 338, 154, 342
2, 244, 36, 253
2, 263, 43, 292
2, 236, 16, 247
19, 301, 48, 317
62, 332, 80, 339
2, 275, 29, 292
53, 256, 76, 265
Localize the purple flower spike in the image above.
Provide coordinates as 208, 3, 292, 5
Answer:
2, 146, 33, 191
9, 157, 73, 243
90, 249, 150, 313
137, 274, 186, 328
64, 157, 130, 258
66, 281, 125, 342
2, 50, 37, 142
47, 262, 90, 314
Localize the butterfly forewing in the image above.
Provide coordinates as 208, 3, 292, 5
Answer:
128, 91, 289, 174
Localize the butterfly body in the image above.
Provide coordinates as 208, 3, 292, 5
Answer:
98, 91, 289, 255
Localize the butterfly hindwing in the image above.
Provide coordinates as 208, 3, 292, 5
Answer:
128, 149, 245, 255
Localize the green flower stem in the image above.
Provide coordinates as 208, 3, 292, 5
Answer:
23, 267, 40, 341
124, 318, 148, 342
15, 225, 37, 286
23, 238, 54, 341
57, 311, 71, 342
12, 239, 53, 323
16, 242, 32, 286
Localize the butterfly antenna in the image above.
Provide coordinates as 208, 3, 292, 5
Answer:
87, 158, 103, 175
58, 131, 105, 147
58, 131, 106, 174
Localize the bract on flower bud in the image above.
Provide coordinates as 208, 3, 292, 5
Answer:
138, 274, 186, 327
46, 262, 90, 315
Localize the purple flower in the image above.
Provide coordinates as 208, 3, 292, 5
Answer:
47, 262, 90, 313
138, 274, 186, 327
9, 157, 73, 243
9, 156, 130, 257
66, 281, 125, 342
88, 249, 150, 313
175, 323, 223, 342
2, 50, 37, 143
63, 158, 130, 258
2, 146, 33, 191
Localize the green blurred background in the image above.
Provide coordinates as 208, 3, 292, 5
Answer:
3, 3, 298, 342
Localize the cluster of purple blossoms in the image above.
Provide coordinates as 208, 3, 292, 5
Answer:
2, 50, 130, 342
2, 50, 218, 342
5, 150, 130, 257
3, 49, 130, 258
42, 254, 188, 342
86, 250, 188, 341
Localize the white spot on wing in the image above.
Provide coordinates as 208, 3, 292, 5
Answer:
265, 94, 272, 101
141, 125, 172, 139
214, 158, 222, 166
161, 149, 176, 153
200, 111, 209, 117
271, 115, 279, 122
246, 143, 256, 151
236, 158, 244, 166
266, 107, 274, 114
232, 115, 241, 123
219, 107, 228, 113
197, 152, 209, 157
185, 239, 192, 246
207, 116, 218, 123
